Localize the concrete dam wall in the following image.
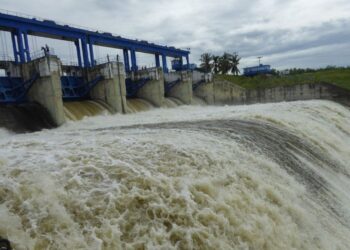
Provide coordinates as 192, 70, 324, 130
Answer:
193, 79, 350, 107
0, 56, 195, 132
1, 55, 349, 133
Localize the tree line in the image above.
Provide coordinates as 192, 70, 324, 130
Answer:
199, 52, 241, 75
280, 65, 350, 75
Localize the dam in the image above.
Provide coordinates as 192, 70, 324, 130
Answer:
0, 11, 216, 131
1, 11, 349, 133
1, 9, 350, 250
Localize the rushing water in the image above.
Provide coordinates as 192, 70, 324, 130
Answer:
64, 101, 112, 121
0, 103, 55, 132
126, 99, 155, 113
126, 98, 184, 114
191, 96, 207, 106
0, 100, 349, 249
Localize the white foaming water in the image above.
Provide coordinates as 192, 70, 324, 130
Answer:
0, 100, 349, 249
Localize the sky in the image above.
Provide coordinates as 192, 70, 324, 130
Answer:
0, 0, 350, 70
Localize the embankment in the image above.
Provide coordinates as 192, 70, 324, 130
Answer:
197, 79, 350, 106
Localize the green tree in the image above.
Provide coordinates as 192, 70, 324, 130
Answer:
218, 53, 232, 74
229, 52, 241, 75
200, 53, 213, 73
211, 56, 220, 74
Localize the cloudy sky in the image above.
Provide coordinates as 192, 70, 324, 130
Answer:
1, 0, 350, 70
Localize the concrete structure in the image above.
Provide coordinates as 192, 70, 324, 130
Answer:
192, 71, 215, 104
165, 71, 193, 104
88, 62, 126, 113
22, 56, 65, 126
244, 83, 350, 106
204, 78, 350, 106
193, 81, 214, 104
211, 79, 246, 105
2, 53, 349, 132
132, 68, 165, 107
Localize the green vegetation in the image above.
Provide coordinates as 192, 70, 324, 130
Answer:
215, 68, 350, 90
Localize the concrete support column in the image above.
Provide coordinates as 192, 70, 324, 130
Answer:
192, 71, 214, 104
81, 37, 90, 68
194, 81, 214, 104
74, 40, 82, 67
123, 49, 130, 72
88, 62, 126, 113
24, 56, 66, 126
162, 54, 168, 73
166, 71, 193, 104
155, 54, 160, 68
130, 49, 138, 71
135, 67, 165, 107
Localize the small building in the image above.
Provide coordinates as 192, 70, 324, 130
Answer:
243, 64, 272, 76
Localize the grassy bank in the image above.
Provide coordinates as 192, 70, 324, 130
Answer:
215, 68, 350, 91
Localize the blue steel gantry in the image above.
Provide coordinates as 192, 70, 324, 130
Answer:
0, 11, 190, 72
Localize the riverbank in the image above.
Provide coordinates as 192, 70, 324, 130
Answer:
215, 68, 350, 90
199, 68, 350, 106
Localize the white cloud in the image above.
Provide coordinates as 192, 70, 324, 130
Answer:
0, 0, 349, 69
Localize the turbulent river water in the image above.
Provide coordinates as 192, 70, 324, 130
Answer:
0, 100, 349, 249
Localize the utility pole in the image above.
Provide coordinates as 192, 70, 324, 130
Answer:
258, 56, 263, 65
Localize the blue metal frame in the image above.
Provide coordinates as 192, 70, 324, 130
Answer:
0, 11, 190, 72
164, 79, 181, 94
162, 54, 168, 73
0, 73, 39, 103
123, 49, 130, 72
125, 78, 151, 98
155, 54, 160, 68
61, 75, 104, 100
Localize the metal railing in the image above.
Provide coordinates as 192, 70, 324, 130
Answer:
0, 54, 14, 62
94, 55, 119, 65
0, 48, 57, 63
30, 47, 56, 60
60, 60, 79, 67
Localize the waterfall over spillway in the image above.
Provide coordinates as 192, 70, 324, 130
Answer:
126, 98, 155, 113
0, 103, 55, 132
63, 100, 112, 121
0, 100, 349, 249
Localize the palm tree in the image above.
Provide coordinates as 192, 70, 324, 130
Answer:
199, 53, 212, 73
211, 56, 220, 74
229, 52, 241, 75
218, 53, 232, 74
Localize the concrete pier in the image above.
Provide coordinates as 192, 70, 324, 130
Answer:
165, 71, 193, 104
23, 56, 66, 126
211, 79, 246, 105
192, 71, 214, 104
133, 67, 165, 107
88, 62, 126, 113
